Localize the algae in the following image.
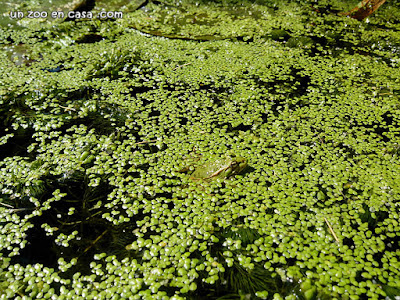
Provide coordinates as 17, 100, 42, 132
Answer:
0, 0, 400, 299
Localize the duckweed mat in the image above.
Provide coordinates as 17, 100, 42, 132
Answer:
1, 0, 400, 299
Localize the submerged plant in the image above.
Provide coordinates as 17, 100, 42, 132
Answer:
1, 0, 400, 299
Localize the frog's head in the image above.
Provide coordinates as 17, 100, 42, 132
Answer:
223, 157, 248, 178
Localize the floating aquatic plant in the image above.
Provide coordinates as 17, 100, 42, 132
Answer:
0, 0, 400, 299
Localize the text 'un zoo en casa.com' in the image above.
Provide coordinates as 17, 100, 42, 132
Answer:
9, 10, 123, 20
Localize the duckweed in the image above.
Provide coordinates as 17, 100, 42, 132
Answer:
1, 0, 400, 299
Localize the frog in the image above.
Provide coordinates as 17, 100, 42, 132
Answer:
188, 156, 248, 181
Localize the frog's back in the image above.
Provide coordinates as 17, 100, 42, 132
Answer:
190, 158, 230, 179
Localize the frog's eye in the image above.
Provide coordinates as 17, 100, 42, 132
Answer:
228, 162, 239, 174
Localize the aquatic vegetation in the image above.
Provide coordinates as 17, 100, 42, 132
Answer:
0, 0, 400, 299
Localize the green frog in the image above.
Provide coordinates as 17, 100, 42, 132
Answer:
188, 156, 248, 181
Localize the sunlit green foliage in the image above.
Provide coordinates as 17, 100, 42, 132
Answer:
0, 0, 400, 299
